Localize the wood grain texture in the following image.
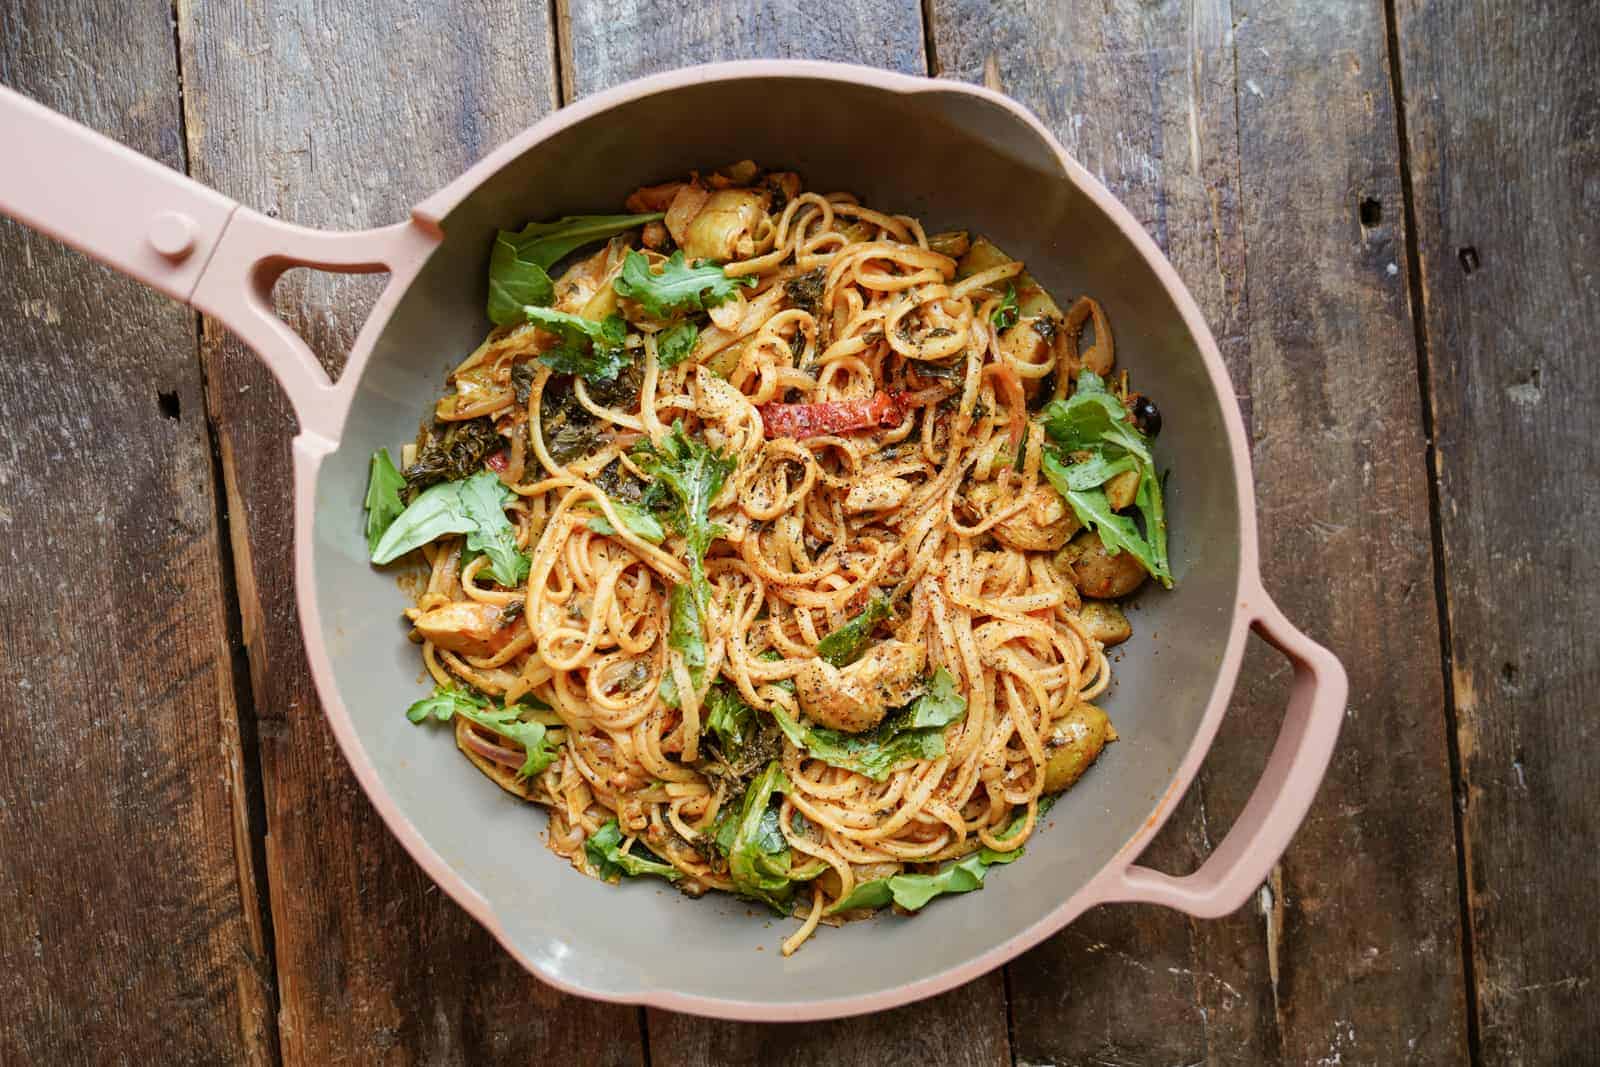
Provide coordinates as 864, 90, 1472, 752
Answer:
0, 3, 273, 1063
556, 1, 1010, 1059
557, 0, 926, 99
1395, 1, 1600, 1061
177, 2, 643, 1062
930, 0, 1469, 1061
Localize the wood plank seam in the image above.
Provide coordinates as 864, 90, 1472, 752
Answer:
1379, 0, 1482, 1062
166, 6, 286, 1061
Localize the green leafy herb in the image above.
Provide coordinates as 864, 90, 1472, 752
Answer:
815, 595, 893, 667
655, 319, 701, 369
1039, 370, 1173, 587
719, 761, 800, 913
633, 423, 738, 698
613, 250, 756, 319
586, 500, 667, 544
370, 479, 479, 564
402, 417, 502, 492
662, 583, 708, 705
487, 212, 663, 326
455, 471, 530, 587
829, 796, 1053, 914
584, 819, 682, 883
364, 449, 406, 553
370, 471, 529, 586
405, 683, 560, 779
524, 307, 632, 382
772, 667, 967, 781
991, 283, 1020, 330
783, 267, 828, 315
704, 684, 757, 762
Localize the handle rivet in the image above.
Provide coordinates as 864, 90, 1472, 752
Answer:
149, 211, 197, 260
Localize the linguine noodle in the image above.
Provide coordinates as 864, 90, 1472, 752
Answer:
377, 163, 1167, 954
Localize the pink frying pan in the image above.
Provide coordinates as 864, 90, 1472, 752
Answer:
1, 60, 1346, 1020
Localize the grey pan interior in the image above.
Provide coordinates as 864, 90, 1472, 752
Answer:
311, 77, 1241, 1005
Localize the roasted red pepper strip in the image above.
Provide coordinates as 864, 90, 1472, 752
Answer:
484, 448, 510, 473
759, 391, 904, 440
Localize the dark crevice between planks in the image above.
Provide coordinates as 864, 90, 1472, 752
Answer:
1380, 0, 1481, 1062
195, 321, 285, 1067
168, 0, 285, 1062
920, 0, 941, 77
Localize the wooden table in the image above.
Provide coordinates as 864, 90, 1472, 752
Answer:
2, 1, 1593, 1062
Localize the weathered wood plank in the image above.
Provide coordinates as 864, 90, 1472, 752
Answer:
0, 4, 274, 1063
557, 0, 927, 100
558, 2, 1011, 1059
177, 3, 645, 1062
1395, 1, 1600, 1061
931, 0, 1469, 1062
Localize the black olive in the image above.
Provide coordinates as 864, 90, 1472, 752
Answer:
1131, 395, 1162, 438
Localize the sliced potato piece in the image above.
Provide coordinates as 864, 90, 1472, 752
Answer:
1105, 468, 1140, 511
1079, 601, 1132, 647
1060, 530, 1148, 600
956, 236, 1064, 319
1042, 702, 1117, 793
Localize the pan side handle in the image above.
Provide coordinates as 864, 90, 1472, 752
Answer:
1104, 587, 1349, 917
0, 84, 437, 444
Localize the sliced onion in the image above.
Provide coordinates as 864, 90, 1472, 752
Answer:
460, 729, 523, 769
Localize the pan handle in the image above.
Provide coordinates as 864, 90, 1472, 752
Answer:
188, 211, 436, 441
1105, 587, 1348, 917
0, 85, 237, 302
0, 85, 436, 442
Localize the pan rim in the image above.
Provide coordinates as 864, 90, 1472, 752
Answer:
296, 58, 1261, 1020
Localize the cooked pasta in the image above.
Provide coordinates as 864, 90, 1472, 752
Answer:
363, 162, 1172, 954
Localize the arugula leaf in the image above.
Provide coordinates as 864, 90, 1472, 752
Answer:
829, 797, 1054, 914
656, 319, 701, 369
487, 213, 663, 326
523, 307, 632, 382
364, 449, 406, 553
704, 684, 757, 762
991, 283, 1020, 331
828, 877, 895, 912
586, 500, 667, 544
815, 595, 892, 667
613, 250, 756, 319
1039, 370, 1173, 587
772, 667, 967, 781
632, 423, 737, 692
585, 819, 682, 882
370, 479, 479, 564
720, 761, 798, 913
454, 471, 529, 587
1042, 454, 1167, 586
664, 583, 708, 701
405, 683, 560, 779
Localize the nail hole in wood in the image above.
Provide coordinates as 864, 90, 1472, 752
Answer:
158, 390, 181, 420
1500, 661, 1518, 687
1458, 246, 1480, 274
1359, 197, 1382, 226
